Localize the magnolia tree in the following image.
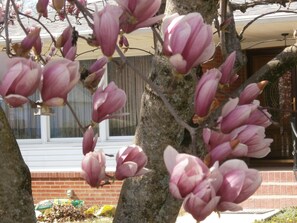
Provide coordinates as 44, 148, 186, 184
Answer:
0, 0, 296, 222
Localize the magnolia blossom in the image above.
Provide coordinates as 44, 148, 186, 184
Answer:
205, 140, 248, 165
183, 180, 220, 222
41, 58, 80, 106
56, 26, 72, 49
219, 98, 257, 134
219, 51, 238, 85
84, 57, 108, 92
116, 0, 164, 33
231, 125, 272, 158
93, 5, 123, 57
21, 27, 41, 52
162, 12, 215, 74
36, 0, 49, 17
56, 26, 76, 60
115, 145, 149, 180
239, 81, 268, 105
82, 126, 98, 155
194, 69, 221, 117
81, 150, 106, 187
217, 159, 261, 211
0, 56, 42, 107
247, 106, 272, 128
203, 128, 231, 151
163, 146, 209, 199
92, 81, 127, 123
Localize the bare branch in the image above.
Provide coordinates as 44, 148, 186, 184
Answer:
230, 0, 296, 12
236, 44, 297, 93
238, 9, 297, 40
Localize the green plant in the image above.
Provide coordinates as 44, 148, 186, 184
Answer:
254, 207, 297, 223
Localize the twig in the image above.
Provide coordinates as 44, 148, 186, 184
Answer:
4, 0, 11, 56
72, 0, 93, 29
238, 10, 297, 40
65, 100, 86, 134
10, 0, 27, 34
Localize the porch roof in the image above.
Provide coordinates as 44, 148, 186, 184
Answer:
2, 0, 297, 59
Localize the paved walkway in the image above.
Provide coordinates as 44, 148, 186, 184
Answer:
176, 209, 279, 223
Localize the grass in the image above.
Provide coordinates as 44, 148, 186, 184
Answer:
254, 207, 297, 223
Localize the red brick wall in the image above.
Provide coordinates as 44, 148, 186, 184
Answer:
31, 170, 297, 209
31, 172, 122, 206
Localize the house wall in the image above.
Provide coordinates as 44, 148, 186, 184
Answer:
31, 169, 297, 209
25, 48, 297, 210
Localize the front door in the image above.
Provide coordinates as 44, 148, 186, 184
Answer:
247, 47, 293, 162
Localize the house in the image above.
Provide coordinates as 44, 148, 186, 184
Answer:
1, 0, 297, 209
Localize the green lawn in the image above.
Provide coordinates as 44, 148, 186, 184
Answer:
254, 207, 297, 223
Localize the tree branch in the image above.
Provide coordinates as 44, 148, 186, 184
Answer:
230, 0, 296, 12
236, 44, 297, 93
238, 9, 297, 40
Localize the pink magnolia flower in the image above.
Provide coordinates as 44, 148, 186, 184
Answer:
217, 159, 261, 211
84, 57, 107, 92
115, 145, 149, 180
203, 128, 231, 151
64, 46, 77, 61
82, 126, 98, 155
219, 51, 238, 85
194, 69, 221, 117
231, 125, 272, 158
219, 98, 257, 134
56, 26, 76, 60
205, 140, 248, 165
239, 81, 268, 105
247, 106, 272, 128
0, 56, 42, 107
162, 12, 215, 74
163, 146, 209, 199
34, 34, 42, 55
183, 180, 220, 222
93, 5, 123, 57
40, 58, 80, 106
21, 27, 41, 52
116, 0, 164, 33
56, 26, 72, 49
81, 150, 106, 187
36, 0, 49, 17
92, 81, 127, 123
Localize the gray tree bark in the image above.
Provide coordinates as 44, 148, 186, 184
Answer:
0, 107, 36, 223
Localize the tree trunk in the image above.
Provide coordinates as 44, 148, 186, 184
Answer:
0, 107, 36, 223
113, 55, 196, 223
113, 1, 218, 222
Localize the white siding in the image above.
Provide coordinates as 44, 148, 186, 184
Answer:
19, 139, 133, 172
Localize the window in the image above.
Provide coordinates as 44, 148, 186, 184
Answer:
1, 93, 41, 139
107, 55, 151, 137
50, 83, 93, 138
1, 55, 151, 141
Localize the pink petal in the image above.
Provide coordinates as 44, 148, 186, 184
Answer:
163, 145, 179, 174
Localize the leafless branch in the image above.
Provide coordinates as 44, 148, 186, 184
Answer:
238, 9, 297, 40
230, 0, 296, 12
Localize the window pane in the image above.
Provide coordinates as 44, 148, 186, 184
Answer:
50, 83, 94, 138
107, 56, 151, 136
0, 94, 41, 139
